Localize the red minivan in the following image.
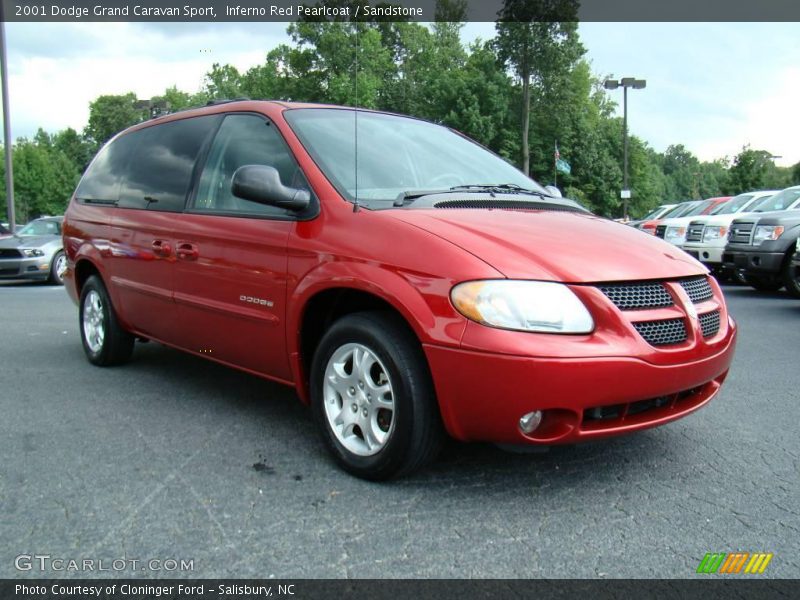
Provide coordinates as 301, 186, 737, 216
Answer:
63, 101, 737, 479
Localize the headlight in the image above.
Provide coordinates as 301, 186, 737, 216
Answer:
451, 280, 594, 334
664, 226, 687, 244
753, 225, 784, 244
21, 249, 44, 257
703, 225, 728, 241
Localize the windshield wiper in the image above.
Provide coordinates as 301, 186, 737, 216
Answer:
394, 183, 546, 206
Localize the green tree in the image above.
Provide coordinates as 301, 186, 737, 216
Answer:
0, 137, 81, 221
85, 93, 144, 148
494, 0, 583, 175
726, 147, 778, 194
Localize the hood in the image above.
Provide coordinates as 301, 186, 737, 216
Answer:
0, 235, 58, 249
387, 209, 705, 282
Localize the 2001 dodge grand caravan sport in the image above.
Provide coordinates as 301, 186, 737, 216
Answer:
63, 101, 737, 479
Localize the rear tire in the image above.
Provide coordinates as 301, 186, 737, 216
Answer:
310, 311, 444, 480
79, 275, 134, 366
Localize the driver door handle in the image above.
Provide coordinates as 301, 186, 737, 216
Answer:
176, 242, 199, 261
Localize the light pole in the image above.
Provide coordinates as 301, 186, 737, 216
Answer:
0, 23, 14, 232
604, 77, 646, 220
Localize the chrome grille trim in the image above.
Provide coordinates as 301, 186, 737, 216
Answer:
729, 221, 755, 245
686, 223, 705, 243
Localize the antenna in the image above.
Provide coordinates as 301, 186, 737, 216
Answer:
353, 21, 360, 213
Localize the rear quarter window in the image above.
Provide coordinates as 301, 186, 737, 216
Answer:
118, 115, 221, 212
75, 115, 220, 211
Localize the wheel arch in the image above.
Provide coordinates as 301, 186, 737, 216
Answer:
288, 262, 462, 404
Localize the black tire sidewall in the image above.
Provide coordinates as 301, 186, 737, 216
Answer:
310, 313, 426, 480
782, 255, 800, 298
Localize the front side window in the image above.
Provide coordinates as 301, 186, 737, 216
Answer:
192, 114, 308, 217
285, 108, 548, 208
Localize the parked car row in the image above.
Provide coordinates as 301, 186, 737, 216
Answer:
0, 216, 66, 285
631, 185, 800, 297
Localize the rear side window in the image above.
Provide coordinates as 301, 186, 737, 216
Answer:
118, 116, 220, 212
75, 133, 139, 204
192, 114, 308, 218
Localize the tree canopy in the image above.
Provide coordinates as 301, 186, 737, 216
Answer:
2, 17, 798, 223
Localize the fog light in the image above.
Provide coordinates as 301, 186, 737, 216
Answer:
519, 410, 543, 434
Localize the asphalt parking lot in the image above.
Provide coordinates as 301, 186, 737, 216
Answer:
1, 280, 798, 579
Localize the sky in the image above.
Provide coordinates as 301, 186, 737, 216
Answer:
4, 21, 799, 166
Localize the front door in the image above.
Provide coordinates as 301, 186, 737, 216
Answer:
170, 113, 311, 381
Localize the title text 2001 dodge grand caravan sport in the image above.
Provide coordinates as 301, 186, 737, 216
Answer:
63, 101, 737, 479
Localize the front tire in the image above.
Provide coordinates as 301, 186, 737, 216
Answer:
781, 255, 800, 298
48, 251, 66, 285
310, 311, 444, 480
79, 275, 134, 366
745, 274, 783, 292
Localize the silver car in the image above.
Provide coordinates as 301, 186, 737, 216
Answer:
0, 216, 66, 284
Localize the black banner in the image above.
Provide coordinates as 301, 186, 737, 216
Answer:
4, 0, 800, 23
3, 580, 800, 600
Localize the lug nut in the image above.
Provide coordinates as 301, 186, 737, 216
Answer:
362, 408, 368, 418
351, 404, 358, 413
349, 387, 355, 395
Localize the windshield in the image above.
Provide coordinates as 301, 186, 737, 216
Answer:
751, 187, 800, 212
712, 193, 754, 215
285, 108, 548, 207
642, 205, 671, 220
664, 201, 700, 218
18, 219, 61, 236
682, 199, 716, 217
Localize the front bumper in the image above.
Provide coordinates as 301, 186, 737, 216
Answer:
424, 318, 736, 445
722, 249, 784, 274
682, 243, 724, 265
0, 257, 51, 280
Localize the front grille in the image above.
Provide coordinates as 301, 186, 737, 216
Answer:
633, 318, 687, 346
699, 310, 721, 338
599, 282, 674, 310
0, 268, 19, 276
655, 225, 667, 238
679, 277, 713, 303
686, 222, 705, 243
729, 221, 754, 244
0, 248, 22, 259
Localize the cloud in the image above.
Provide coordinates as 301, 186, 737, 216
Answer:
4, 22, 289, 139
579, 22, 800, 166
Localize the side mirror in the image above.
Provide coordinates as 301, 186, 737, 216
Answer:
231, 165, 310, 212
544, 185, 562, 198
